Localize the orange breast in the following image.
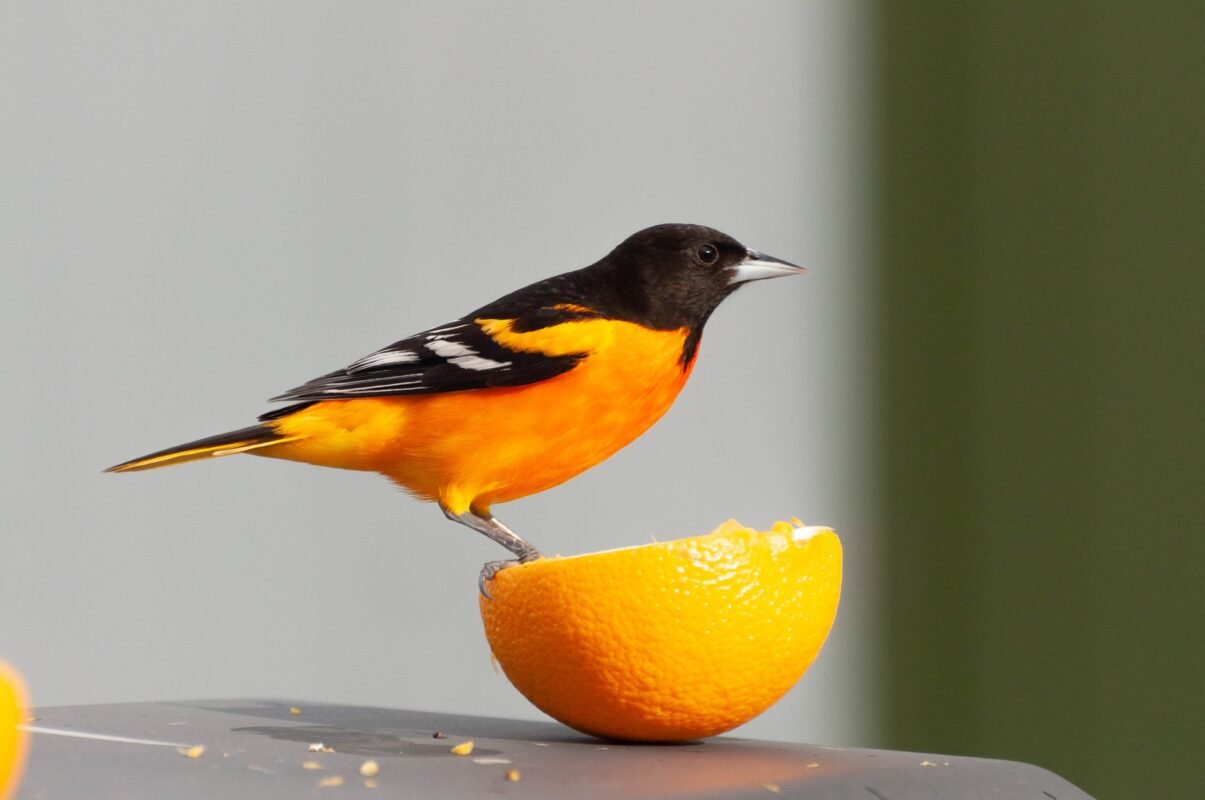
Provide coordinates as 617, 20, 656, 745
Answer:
265, 320, 695, 515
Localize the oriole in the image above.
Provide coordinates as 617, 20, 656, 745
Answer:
108, 224, 805, 579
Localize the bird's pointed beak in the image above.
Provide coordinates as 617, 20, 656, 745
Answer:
728, 249, 808, 285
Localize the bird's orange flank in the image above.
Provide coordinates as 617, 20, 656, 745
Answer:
265, 319, 694, 515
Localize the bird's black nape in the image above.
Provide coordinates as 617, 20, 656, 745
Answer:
476, 224, 748, 330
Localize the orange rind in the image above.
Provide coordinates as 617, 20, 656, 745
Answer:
479, 520, 841, 741
0, 661, 29, 800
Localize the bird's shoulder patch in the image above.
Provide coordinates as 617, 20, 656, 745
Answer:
475, 303, 635, 359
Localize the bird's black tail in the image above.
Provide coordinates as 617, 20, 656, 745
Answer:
105, 424, 297, 473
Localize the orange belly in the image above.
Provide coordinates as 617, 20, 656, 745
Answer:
263, 321, 695, 515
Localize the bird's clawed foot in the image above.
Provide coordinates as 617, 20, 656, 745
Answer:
478, 546, 542, 600
442, 506, 544, 598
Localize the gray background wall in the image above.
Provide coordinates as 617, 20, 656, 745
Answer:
0, 2, 873, 744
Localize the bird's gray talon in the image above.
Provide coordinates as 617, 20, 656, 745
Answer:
478, 558, 525, 599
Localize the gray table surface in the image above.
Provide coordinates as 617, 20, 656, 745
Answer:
15, 700, 1094, 799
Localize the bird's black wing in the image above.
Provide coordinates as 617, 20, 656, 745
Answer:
261, 317, 585, 413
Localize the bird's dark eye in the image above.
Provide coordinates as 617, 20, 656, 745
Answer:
697, 244, 719, 264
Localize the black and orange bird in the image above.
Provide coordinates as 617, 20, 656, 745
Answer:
108, 224, 805, 579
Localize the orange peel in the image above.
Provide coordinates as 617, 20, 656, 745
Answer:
479, 519, 841, 741
0, 661, 29, 800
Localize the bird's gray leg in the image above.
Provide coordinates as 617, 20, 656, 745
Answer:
441, 505, 542, 560
441, 506, 543, 598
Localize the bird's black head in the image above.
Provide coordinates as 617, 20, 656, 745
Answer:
592, 223, 805, 332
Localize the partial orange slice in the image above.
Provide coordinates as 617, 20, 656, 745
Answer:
0, 661, 29, 800
479, 520, 841, 741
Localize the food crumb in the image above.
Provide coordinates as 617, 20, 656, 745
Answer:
450, 740, 475, 756
317, 775, 344, 787
763, 783, 781, 794
432, 730, 447, 739
506, 768, 521, 782
177, 744, 205, 759
302, 760, 324, 770
359, 760, 380, 777
309, 743, 334, 753
806, 762, 819, 768
920, 759, 937, 767
364, 778, 379, 789
290, 707, 302, 715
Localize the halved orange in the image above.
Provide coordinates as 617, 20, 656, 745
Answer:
479, 520, 841, 741
0, 661, 29, 800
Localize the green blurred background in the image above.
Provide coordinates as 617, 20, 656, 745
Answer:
875, 3, 1204, 797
